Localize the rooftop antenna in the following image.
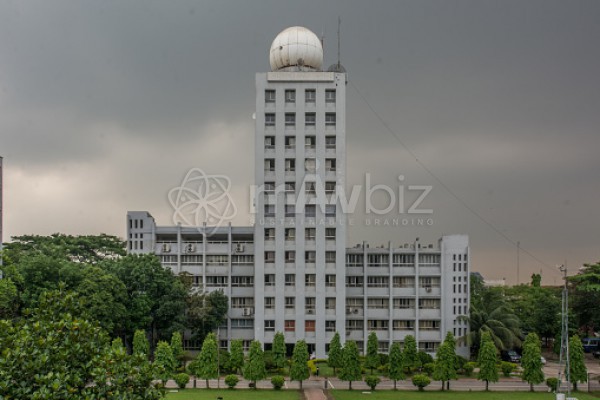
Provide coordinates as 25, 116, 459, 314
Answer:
337, 17, 341, 68
557, 264, 571, 397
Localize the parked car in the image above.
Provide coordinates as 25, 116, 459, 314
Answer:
540, 356, 546, 365
582, 338, 600, 353
501, 350, 521, 363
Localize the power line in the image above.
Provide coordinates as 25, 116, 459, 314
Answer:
348, 79, 560, 276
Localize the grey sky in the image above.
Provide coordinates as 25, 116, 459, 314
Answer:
1, 0, 598, 284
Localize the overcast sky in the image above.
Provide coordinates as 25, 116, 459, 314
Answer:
1, 0, 598, 284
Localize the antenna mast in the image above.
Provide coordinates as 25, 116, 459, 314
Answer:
337, 17, 341, 68
557, 264, 571, 397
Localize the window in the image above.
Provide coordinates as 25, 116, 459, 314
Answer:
264, 182, 275, 194
325, 89, 336, 103
379, 342, 389, 353
285, 274, 295, 286
264, 158, 275, 172
419, 320, 441, 330
393, 298, 415, 309
264, 136, 275, 149
305, 112, 316, 126
231, 255, 254, 265
325, 251, 336, 263
325, 228, 336, 239
325, 205, 336, 217
265, 251, 275, 263
285, 136, 296, 149
206, 255, 228, 265
305, 251, 316, 262
305, 320, 316, 332
420, 254, 441, 265
325, 274, 336, 287
305, 89, 316, 103
305, 158, 316, 172
285, 250, 295, 262
346, 276, 364, 287
285, 228, 295, 240
265, 297, 275, 309
419, 342, 439, 352
346, 298, 364, 308
325, 136, 336, 149
419, 277, 441, 288
265, 113, 275, 127
285, 113, 295, 127
326, 297, 336, 310
368, 298, 389, 309
265, 320, 275, 331
305, 182, 316, 196
305, 136, 316, 149
393, 276, 415, 288
285, 89, 296, 103
305, 297, 315, 312
393, 320, 414, 330
305, 228, 316, 240
264, 274, 275, 286
346, 254, 363, 267
206, 276, 228, 287
285, 158, 295, 172
419, 298, 441, 309
285, 205, 295, 217
181, 255, 203, 265
265, 89, 275, 103
231, 276, 254, 287
393, 254, 415, 266
231, 319, 254, 329
325, 113, 336, 127
285, 320, 295, 332
231, 298, 254, 308
325, 158, 336, 172
285, 297, 295, 309
325, 181, 336, 194
346, 320, 364, 331
325, 320, 336, 332
368, 320, 389, 330
264, 204, 275, 217
305, 274, 316, 287
285, 182, 295, 193
305, 205, 316, 218
265, 228, 275, 240
367, 276, 389, 288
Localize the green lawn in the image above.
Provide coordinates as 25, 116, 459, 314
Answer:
332, 390, 599, 400
165, 389, 302, 400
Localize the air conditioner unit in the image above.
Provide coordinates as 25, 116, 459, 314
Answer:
306, 309, 314, 314
243, 307, 254, 316
235, 244, 245, 253
425, 287, 432, 293
186, 244, 195, 253
354, 308, 359, 314
162, 243, 171, 253
346, 308, 352, 314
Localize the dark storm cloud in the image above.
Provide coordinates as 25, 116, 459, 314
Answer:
0, 0, 599, 282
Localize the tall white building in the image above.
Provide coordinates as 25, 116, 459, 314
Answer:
127, 26, 470, 358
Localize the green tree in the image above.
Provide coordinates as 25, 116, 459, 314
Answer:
388, 341, 404, 390
365, 331, 379, 374
521, 332, 544, 391
272, 331, 286, 371
290, 340, 310, 389
570, 262, 600, 333
244, 340, 266, 388
402, 335, 419, 373
339, 341, 362, 390
185, 288, 229, 343
477, 331, 499, 391
433, 332, 457, 390
171, 331, 184, 367
328, 332, 343, 374
0, 289, 163, 399
134, 329, 150, 358
154, 341, 176, 384
569, 335, 587, 391
0, 277, 18, 319
194, 332, 219, 388
229, 339, 244, 374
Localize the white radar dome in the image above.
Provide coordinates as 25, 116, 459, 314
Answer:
269, 26, 323, 72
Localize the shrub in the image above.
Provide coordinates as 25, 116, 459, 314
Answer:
500, 361, 517, 377
412, 374, 431, 391
463, 362, 476, 377
174, 373, 190, 389
271, 375, 285, 390
423, 362, 435, 376
546, 377, 559, 392
224, 374, 239, 389
365, 375, 381, 391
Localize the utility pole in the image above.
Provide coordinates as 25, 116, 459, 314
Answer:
557, 265, 570, 397
516, 241, 520, 284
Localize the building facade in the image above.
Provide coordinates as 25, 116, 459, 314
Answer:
127, 26, 470, 357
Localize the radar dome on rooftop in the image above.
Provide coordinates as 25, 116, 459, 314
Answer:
269, 26, 323, 72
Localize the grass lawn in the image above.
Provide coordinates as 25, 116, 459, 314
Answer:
332, 391, 599, 400
165, 389, 302, 400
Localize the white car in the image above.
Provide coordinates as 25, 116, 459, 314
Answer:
540, 356, 547, 365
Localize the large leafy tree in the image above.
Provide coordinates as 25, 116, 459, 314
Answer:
477, 331, 499, 391
365, 331, 379, 374
133, 329, 150, 358
229, 339, 244, 374
244, 340, 266, 388
194, 333, 219, 388
0, 289, 163, 399
521, 332, 544, 391
388, 341, 404, 390
290, 340, 310, 389
328, 332, 343, 374
170, 331, 184, 368
433, 332, 457, 391
154, 341, 176, 384
339, 341, 362, 390
272, 331, 286, 371
570, 262, 600, 333
185, 287, 229, 343
402, 335, 419, 373
569, 335, 587, 391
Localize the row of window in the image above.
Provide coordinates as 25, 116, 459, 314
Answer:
264, 297, 337, 310
265, 89, 336, 104
160, 255, 255, 265
345, 298, 441, 309
346, 276, 441, 288
345, 320, 441, 331
346, 253, 441, 266
264, 158, 337, 173
265, 227, 336, 240
265, 274, 337, 287
265, 135, 336, 150
262, 181, 337, 195
265, 113, 336, 128
264, 250, 337, 263
263, 204, 336, 218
